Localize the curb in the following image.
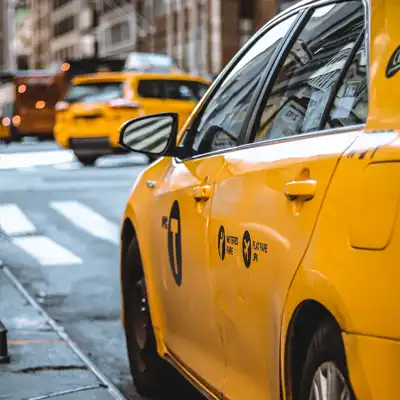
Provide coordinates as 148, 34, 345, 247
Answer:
0, 262, 126, 400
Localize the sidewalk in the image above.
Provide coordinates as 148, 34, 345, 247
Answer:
0, 264, 125, 400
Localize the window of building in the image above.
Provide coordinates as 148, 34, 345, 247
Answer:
253, 2, 365, 142
110, 20, 130, 46
53, 0, 69, 9
53, 15, 75, 37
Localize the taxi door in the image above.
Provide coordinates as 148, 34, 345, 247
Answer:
148, 11, 297, 390
207, 3, 367, 398
150, 154, 227, 393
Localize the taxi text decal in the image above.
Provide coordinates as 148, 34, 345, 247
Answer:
218, 225, 239, 260
386, 46, 400, 78
217, 225, 268, 268
167, 201, 182, 286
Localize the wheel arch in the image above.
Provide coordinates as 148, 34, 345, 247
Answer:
281, 267, 353, 400
120, 212, 167, 356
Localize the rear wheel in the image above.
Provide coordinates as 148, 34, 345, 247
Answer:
75, 154, 98, 166
299, 320, 354, 400
122, 239, 176, 397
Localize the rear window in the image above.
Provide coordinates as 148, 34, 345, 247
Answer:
137, 80, 209, 101
17, 84, 60, 108
64, 81, 124, 104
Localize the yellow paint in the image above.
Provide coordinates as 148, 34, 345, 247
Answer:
0, 120, 10, 139
120, 0, 400, 399
54, 71, 210, 150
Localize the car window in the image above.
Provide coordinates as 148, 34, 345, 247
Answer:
326, 43, 368, 128
137, 79, 209, 101
64, 82, 124, 104
181, 14, 298, 157
253, 1, 365, 143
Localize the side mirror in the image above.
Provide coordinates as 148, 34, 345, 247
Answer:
119, 112, 179, 157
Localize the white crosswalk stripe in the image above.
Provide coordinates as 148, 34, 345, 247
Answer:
12, 236, 82, 265
0, 150, 75, 170
0, 204, 37, 236
50, 201, 120, 245
0, 200, 120, 266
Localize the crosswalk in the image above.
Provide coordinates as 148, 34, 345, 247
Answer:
0, 201, 121, 266
0, 146, 147, 171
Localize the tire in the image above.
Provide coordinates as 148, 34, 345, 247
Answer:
122, 239, 178, 397
299, 320, 354, 400
10, 125, 21, 143
147, 155, 157, 164
75, 154, 98, 166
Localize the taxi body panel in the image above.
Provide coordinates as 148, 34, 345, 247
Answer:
120, 0, 400, 398
0, 123, 10, 140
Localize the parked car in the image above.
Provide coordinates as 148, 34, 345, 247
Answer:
118, 0, 400, 399
54, 72, 210, 165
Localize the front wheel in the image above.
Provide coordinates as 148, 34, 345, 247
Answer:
122, 239, 175, 397
299, 320, 354, 400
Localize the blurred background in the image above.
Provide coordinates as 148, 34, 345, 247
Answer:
1, 0, 298, 78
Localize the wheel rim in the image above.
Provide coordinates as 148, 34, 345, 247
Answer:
309, 362, 351, 400
132, 277, 149, 351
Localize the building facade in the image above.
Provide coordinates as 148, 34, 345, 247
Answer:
132, 0, 299, 77
28, 0, 298, 72
51, 0, 97, 62
30, 0, 97, 68
0, 0, 16, 71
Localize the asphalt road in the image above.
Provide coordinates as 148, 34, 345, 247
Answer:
0, 140, 202, 399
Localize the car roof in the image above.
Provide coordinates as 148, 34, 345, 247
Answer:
72, 71, 210, 85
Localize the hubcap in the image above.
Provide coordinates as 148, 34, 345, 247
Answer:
309, 362, 351, 400
132, 277, 149, 351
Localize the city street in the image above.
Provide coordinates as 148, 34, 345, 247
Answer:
0, 140, 201, 399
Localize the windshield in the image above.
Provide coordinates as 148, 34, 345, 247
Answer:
137, 80, 209, 101
64, 82, 124, 104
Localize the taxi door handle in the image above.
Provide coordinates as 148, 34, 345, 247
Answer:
193, 185, 211, 201
284, 179, 317, 201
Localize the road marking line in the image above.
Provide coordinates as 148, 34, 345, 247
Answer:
0, 150, 75, 169
0, 204, 37, 236
12, 236, 82, 265
50, 201, 119, 245
8, 339, 64, 345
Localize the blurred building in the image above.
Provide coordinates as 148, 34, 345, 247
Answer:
14, 4, 33, 69
0, 0, 16, 71
97, 0, 138, 59
130, 0, 299, 78
27, 0, 299, 73
30, 0, 52, 68
30, 0, 97, 68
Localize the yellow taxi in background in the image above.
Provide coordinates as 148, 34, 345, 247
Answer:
118, 0, 400, 399
54, 72, 209, 165
0, 119, 10, 143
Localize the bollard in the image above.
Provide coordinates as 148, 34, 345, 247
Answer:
0, 321, 10, 363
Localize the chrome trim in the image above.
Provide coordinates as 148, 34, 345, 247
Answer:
176, 124, 365, 163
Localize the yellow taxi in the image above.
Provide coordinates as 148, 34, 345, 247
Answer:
0, 119, 10, 143
54, 72, 210, 165
118, 0, 400, 398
